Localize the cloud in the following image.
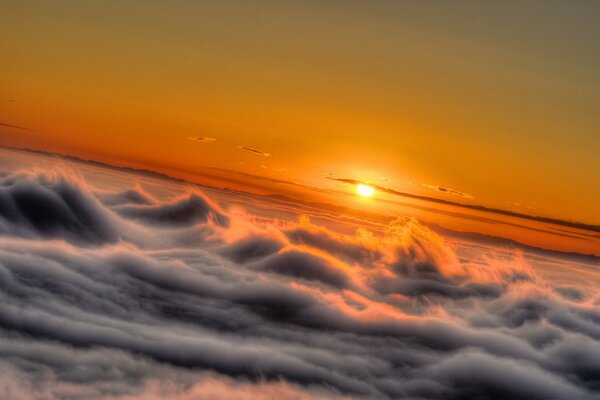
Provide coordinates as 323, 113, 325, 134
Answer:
116, 374, 351, 400
0, 170, 120, 244
0, 122, 36, 132
113, 192, 229, 227
206, 166, 304, 187
0, 166, 598, 399
220, 235, 283, 263
257, 250, 352, 289
187, 136, 216, 143
422, 183, 473, 198
424, 350, 589, 399
97, 185, 156, 206
238, 146, 270, 157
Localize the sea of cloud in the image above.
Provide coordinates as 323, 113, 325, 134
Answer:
0, 166, 598, 399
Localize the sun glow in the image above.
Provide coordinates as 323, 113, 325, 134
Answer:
356, 184, 375, 197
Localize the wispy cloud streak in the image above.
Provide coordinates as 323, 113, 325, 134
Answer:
238, 146, 270, 157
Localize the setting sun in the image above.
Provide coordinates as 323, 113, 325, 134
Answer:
356, 184, 375, 197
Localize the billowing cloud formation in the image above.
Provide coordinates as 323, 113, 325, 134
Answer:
0, 167, 599, 399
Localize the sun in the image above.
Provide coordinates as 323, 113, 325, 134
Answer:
356, 183, 375, 197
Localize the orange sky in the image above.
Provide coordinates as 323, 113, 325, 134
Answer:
1, 1, 599, 232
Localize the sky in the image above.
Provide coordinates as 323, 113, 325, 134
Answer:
0, 4, 600, 397
1, 1, 599, 228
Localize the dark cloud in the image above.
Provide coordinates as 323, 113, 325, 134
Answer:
422, 183, 473, 198
0, 171, 119, 244
0, 122, 36, 131
258, 250, 352, 289
113, 193, 229, 227
238, 146, 270, 157
206, 166, 305, 187
424, 350, 588, 400
188, 136, 216, 143
220, 235, 283, 263
554, 285, 586, 301
97, 187, 156, 206
0, 167, 598, 399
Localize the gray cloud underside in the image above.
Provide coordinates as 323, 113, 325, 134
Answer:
0, 168, 599, 399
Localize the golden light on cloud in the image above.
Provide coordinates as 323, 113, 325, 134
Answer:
356, 184, 375, 197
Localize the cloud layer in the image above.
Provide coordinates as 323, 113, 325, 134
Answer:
0, 166, 599, 399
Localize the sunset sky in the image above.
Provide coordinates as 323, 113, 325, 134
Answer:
1, 3, 600, 399
2, 1, 599, 226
